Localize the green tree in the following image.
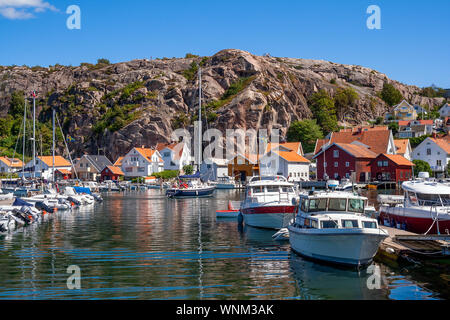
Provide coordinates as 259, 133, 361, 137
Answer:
287, 119, 323, 154
308, 90, 339, 135
8, 91, 25, 116
380, 83, 403, 106
97, 58, 110, 65
183, 165, 194, 175
334, 87, 359, 118
413, 160, 432, 176
388, 122, 399, 136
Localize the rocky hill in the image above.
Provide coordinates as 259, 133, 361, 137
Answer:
0, 49, 445, 161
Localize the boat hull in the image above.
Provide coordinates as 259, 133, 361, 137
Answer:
241, 205, 296, 229
380, 206, 450, 234
288, 227, 387, 267
166, 186, 215, 198
215, 184, 235, 190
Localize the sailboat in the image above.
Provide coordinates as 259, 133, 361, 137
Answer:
166, 68, 215, 198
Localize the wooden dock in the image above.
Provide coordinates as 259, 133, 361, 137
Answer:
377, 226, 449, 262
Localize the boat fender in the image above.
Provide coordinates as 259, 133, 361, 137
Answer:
237, 212, 243, 225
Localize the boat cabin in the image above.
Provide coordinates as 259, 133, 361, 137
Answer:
293, 193, 378, 230
402, 181, 450, 207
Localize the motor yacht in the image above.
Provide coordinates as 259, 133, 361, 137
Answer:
240, 175, 298, 229
288, 191, 388, 267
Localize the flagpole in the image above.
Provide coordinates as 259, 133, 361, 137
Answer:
32, 91, 36, 180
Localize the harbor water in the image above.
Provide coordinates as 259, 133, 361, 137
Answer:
0, 189, 447, 300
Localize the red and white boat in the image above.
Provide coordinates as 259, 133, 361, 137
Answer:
240, 176, 298, 229
379, 179, 450, 234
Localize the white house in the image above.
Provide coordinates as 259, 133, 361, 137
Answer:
260, 150, 310, 182
200, 158, 229, 181
394, 139, 412, 161
156, 142, 192, 171
0, 157, 23, 174
439, 103, 450, 118
411, 136, 450, 174
120, 147, 164, 177
21, 156, 72, 180
397, 120, 434, 138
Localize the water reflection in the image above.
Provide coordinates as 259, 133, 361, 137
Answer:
0, 190, 445, 300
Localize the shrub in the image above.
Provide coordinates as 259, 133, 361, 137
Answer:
97, 58, 111, 65
413, 160, 432, 176
183, 61, 199, 81
379, 83, 403, 106
287, 119, 324, 154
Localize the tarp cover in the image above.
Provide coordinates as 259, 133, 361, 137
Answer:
179, 172, 201, 179
13, 198, 33, 207
73, 186, 91, 195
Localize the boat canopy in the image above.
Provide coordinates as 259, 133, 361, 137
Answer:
179, 172, 201, 179
73, 186, 92, 195
13, 198, 33, 207
402, 181, 450, 195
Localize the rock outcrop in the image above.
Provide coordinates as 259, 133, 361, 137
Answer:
0, 49, 445, 160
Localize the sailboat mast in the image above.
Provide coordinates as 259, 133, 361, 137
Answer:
198, 68, 202, 170
22, 99, 27, 178
32, 91, 36, 179
52, 107, 55, 184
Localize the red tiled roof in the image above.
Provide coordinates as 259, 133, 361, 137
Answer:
39, 156, 71, 167
156, 142, 185, 160
335, 143, 377, 159
394, 139, 409, 155
134, 148, 163, 163
114, 156, 124, 166
266, 142, 303, 155
274, 151, 310, 163
330, 128, 391, 155
0, 157, 23, 168
430, 137, 450, 154
103, 165, 124, 175
380, 154, 414, 167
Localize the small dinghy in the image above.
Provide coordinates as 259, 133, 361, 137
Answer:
216, 201, 240, 218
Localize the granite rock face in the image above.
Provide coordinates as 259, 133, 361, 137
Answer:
0, 49, 445, 160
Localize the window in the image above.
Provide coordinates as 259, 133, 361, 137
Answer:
342, 220, 359, 228
383, 161, 388, 167
400, 171, 403, 179
437, 160, 442, 166
363, 221, 377, 229
427, 149, 431, 155
308, 198, 327, 212
334, 173, 338, 179
345, 162, 349, 167
348, 199, 364, 213
377, 161, 383, 167
324, 162, 327, 167
328, 198, 347, 211
334, 162, 338, 168
138, 167, 145, 172
266, 186, 280, 193
164, 152, 170, 157
300, 199, 309, 212
333, 150, 339, 158
289, 172, 292, 177
345, 173, 350, 178
321, 220, 338, 229
80, 163, 83, 167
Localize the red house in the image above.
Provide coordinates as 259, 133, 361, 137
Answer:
100, 166, 124, 182
369, 154, 414, 182
314, 143, 377, 182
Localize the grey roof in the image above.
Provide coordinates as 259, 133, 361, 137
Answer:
84, 155, 112, 172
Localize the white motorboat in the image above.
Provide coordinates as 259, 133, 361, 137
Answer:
240, 175, 298, 229
212, 176, 236, 189
379, 177, 450, 234
288, 191, 388, 267
335, 178, 353, 192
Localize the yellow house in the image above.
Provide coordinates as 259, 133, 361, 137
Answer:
391, 100, 418, 121
228, 153, 260, 182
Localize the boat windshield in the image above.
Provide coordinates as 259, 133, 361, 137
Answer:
328, 198, 347, 211
308, 198, 327, 212
416, 193, 450, 206
348, 198, 365, 213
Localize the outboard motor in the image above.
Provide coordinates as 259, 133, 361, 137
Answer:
35, 201, 53, 213
67, 196, 81, 207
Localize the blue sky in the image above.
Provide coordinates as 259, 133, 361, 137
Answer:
0, 0, 449, 88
